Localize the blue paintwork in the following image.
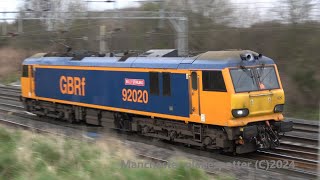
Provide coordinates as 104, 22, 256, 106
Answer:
35, 68, 190, 117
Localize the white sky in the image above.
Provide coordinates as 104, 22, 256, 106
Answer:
0, 0, 22, 11
0, 0, 278, 22
0, 0, 141, 11
0, 0, 140, 22
0, 0, 279, 12
86, 0, 141, 10
0, 0, 318, 23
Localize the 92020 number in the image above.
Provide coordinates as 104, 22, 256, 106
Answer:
122, 89, 148, 104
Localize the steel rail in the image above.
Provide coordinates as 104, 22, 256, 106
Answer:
256, 150, 318, 172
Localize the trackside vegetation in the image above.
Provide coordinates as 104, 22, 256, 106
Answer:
0, 126, 211, 180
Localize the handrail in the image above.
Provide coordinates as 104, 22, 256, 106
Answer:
249, 92, 273, 97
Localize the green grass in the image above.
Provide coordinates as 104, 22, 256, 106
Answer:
0, 127, 211, 180
285, 105, 319, 120
0, 72, 20, 85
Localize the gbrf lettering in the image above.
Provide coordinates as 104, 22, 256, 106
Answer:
60, 76, 86, 96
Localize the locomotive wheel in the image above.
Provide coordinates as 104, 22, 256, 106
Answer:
114, 113, 131, 131
67, 112, 76, 124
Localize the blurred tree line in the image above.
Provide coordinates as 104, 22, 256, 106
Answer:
0, 0, 319, 118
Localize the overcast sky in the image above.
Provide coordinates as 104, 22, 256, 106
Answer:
0, 0, 278, 12
0, 0, 318, 23
0, 0, 279, 22
0, 0, 141, 11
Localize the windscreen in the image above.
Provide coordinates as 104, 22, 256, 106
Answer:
230, 66, 280, 93
230, 68, 258, 92
256, 67, 280, 90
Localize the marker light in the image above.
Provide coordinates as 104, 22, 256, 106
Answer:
274, 104, 284, 113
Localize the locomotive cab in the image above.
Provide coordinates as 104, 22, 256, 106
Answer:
230, 65, 284, 121
190, 51, 293, 153
228, 64, 293, 153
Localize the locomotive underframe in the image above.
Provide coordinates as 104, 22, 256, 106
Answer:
21, 97, 291, 154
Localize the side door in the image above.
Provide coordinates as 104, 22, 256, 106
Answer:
29, 65, 35, 96
190, 71, 200, 117
21, 65, 30, 97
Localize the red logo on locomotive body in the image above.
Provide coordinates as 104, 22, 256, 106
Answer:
125, 78, 145, 87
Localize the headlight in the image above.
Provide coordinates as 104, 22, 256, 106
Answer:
232, 108, 249, 118
274, 104, 284, 113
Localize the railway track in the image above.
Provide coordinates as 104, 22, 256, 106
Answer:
0, 105, 316, 179
288, 118, 319, 133
0, 86, 21, 95
0, 117, 73, 138
256, 150, 318, 171
0, 85, 21, 91
0, 86, 21, 101
0, 85, 319, 179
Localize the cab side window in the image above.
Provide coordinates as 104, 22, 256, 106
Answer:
191, 72, 198, 90
202, 71, 227, 92
162, 72, 171, 96
150, 72, 159, 95
22, 65, 29, 77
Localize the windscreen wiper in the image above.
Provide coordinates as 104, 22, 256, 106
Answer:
240, 65, 255, 85
256, 63, 265, 83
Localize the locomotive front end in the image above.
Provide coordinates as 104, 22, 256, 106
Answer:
225, 54, 293, 154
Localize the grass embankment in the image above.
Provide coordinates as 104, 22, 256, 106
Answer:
0, 127, 210, 180
0, 73, 20, 85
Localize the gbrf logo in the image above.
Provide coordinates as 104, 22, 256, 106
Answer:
59, 76, 86, 96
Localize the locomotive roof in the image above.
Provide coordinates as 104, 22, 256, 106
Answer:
23, 50, 275, 70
